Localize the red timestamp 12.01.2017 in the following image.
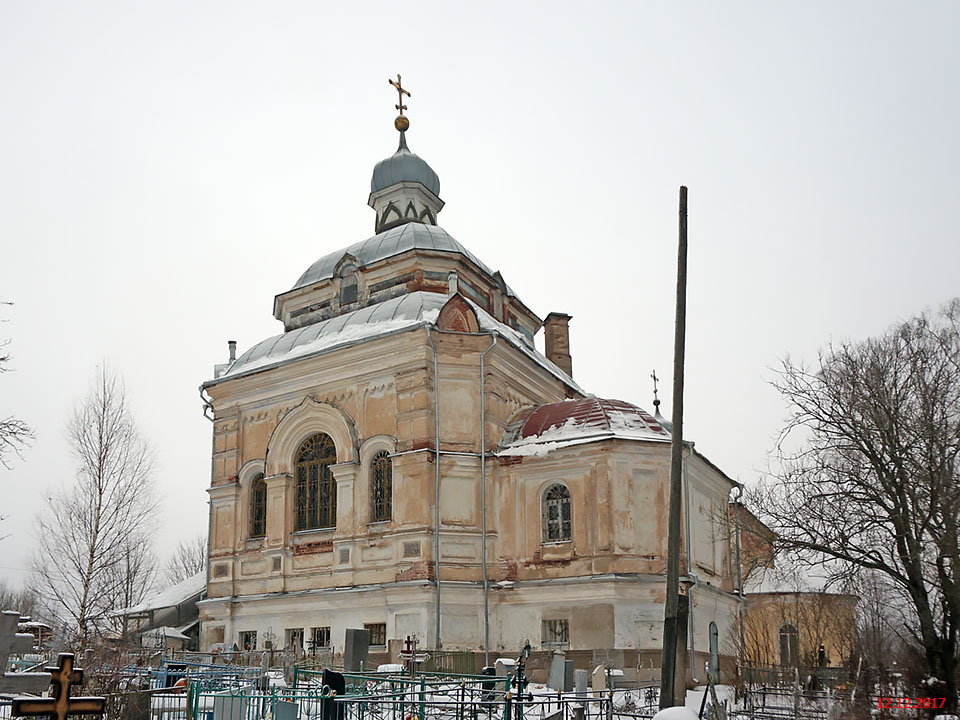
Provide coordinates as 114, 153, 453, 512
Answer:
877, 697, 945, 710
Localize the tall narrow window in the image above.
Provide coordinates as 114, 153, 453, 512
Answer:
249, 473, 267, 538
340, 264, 358, 305
542, 483, 572, 542
370, 450, 392, 522
779, 624, 800, 668
295, 434, 337, 531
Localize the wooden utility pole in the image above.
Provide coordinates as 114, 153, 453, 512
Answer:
660, 185, 688, 709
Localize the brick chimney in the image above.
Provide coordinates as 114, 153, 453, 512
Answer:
543, 312, 573, 377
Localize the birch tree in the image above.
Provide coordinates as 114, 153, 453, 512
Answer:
32, 366, 156, 648
758, 300, 960, 710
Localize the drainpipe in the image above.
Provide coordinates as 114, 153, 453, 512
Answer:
426, 326, 442, 651
733, 483, 746, 673
683, 441, 699, 684
199, 386, 215, 646
479, 332, 498, 666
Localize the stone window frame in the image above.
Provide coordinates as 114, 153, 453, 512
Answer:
239, 460, 267, 542
370, 450, 393, 523
360, 435, 397, 527
540, 482, 573, 544
248, 473, 267, 538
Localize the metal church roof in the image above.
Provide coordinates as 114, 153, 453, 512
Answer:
291, 222, 507, 293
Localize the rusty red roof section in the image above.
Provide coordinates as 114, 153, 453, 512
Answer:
502, 397, 669, 445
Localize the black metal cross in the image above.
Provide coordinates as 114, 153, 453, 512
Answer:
389, 74, 411, 115
12, 653, 105, 720
651, 370, 661, 407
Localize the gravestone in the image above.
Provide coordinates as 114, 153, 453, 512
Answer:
322, 668, 346, 720
575, 669, 588, 694
0, 611, 51, 694
563, 660, 575, 692
547, 650, 566, 690
212, 690, 248, 720
591, 664, 606, 691
495, 657, 515, 676
343, 628, 370, 672
274, 700, 297, 720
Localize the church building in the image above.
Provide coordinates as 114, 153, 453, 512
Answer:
198, 84, 742, 681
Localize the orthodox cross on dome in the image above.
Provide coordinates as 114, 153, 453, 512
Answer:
389, 74, 412, 132
651, 369, 661, 413
11, 653, 105, 720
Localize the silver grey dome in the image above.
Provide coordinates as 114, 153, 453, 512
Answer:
292, 223, 499, 291
370, 132, 440, 196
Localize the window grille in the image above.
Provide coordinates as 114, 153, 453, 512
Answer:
365, 623, 387, 647
370, 450, 392, 522
249, 473, 267, 538
542, 618, 569, 646
285, 628, 304, 652
310, 626, 331, 652
295, 434, 337, 531
779, 624, 800, 667
542, 483, 572, 542
239, 631, 257, 651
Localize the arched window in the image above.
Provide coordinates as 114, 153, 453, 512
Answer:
249, 473, 267, 538
295, 434, 337, 531
370, 450, 392, 522
779, 624, 799, 668
542, 483, 572, 543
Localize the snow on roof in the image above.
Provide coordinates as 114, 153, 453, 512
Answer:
140, 625, 190, 640
207, 292, 446, 385
114, 571, 205, 617
207, 291, 584, 395
497, 397, 669, 457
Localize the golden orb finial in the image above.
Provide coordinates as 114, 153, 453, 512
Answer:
394, 115, 410, 132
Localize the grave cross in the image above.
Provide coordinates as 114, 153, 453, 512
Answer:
0, 611, 50, 695
12, 653, 105, 720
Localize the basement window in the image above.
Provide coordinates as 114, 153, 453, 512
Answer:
239, 630, 257, 651
310, 626, 331, 652
542, 618, 569, 647
365, 622, 387, 647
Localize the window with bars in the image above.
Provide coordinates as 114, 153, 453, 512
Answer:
239, 630, 257, 651
541, 618, 569, 647
542, 483, 572, 542
285, 628, 304, 652
364, 623, 386, 647
370, 450, 392, 522
295, 434, 337, 531
249, 473, 267, 538
310, 626, 331, 652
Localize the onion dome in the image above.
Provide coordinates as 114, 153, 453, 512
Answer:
371, 132, 440, 197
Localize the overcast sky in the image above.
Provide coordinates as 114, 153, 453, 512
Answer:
2, 2, 958, 590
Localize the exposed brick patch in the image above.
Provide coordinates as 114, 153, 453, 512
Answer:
497, 456, 522, 466
294, 540, 334, 556
525, 547, 577, 567
395, 559, 435, 582
500, 557, 518, 582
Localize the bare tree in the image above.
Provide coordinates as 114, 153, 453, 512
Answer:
163, 533, 207, 585
0, 300, 33, 469
0, 580, 39, 618
757, 300, 960, 710
106, 533, 157, 642
31, 366, 156, 649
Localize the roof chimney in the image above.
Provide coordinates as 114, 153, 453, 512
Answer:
543, 313, 573, 378
228, 340, 237, 363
